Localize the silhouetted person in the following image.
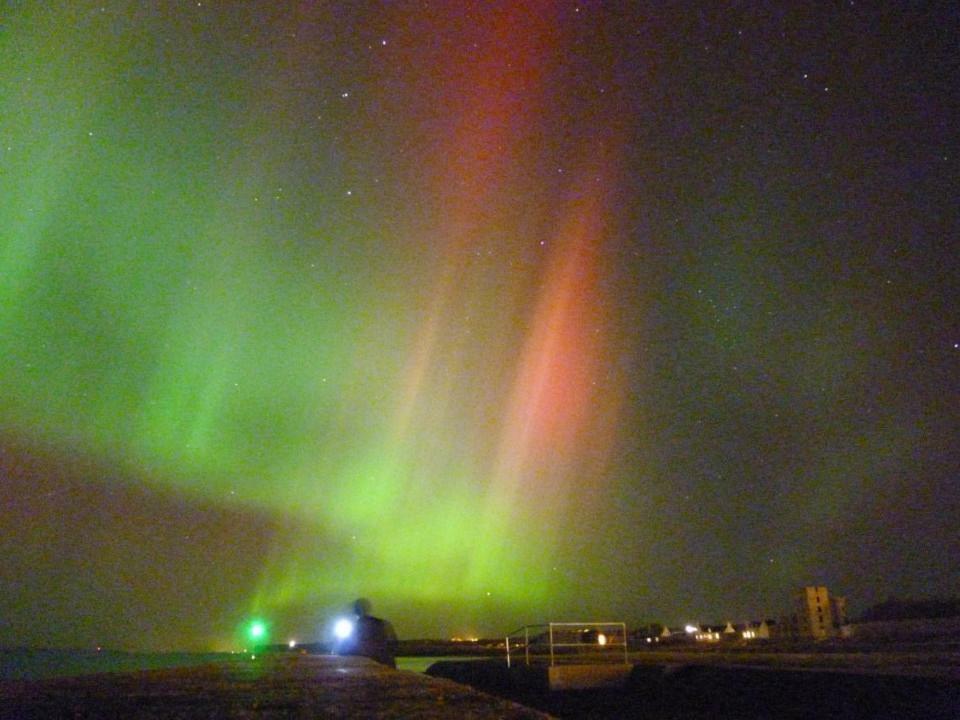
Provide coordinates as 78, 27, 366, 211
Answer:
338, 598, 398, 668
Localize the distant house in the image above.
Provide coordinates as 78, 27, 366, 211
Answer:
693, 625, 724, 642
659, 626, 691, 643
741, 619, 772, 640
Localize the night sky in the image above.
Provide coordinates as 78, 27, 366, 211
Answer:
1, 1, 958, 652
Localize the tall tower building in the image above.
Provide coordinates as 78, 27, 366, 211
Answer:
797, 586, 835, 639
830, 595, 848, 627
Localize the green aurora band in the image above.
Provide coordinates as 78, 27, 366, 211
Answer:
1, 2, 622, 644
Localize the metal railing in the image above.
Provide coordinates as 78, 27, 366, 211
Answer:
505, 622, 628, 668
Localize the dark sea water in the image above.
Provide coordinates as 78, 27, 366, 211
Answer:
0, 650, 476, 681
0, 648, 233, 681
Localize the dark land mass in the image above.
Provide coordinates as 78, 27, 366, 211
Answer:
428, 658, 960, 720
0, 654, 551, 719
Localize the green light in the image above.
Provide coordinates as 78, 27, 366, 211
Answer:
0, 1, 600, 642
248, 620, 267, 641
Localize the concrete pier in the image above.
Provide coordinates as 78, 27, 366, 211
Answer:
0, 654, 553, 719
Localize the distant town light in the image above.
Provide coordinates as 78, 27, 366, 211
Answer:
288, 640, 296, 648
685, 624, 698, 634
597, 633, 608, 646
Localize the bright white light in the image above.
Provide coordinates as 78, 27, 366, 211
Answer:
597, 633, 608, 646
685, 624, 698, 634
334, 618, 354, 640
288, 640, 296, 648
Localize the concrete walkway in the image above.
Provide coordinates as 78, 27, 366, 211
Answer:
0, 654, 553, 719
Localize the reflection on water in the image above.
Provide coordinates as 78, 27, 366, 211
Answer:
396, 656, 487, 673
1, 650, 489, 681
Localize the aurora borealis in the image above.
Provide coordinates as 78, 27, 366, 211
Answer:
1, 2, 958, 651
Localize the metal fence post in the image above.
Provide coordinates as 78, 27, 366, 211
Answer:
549, 623, 555, 667
621, 622, 628, 664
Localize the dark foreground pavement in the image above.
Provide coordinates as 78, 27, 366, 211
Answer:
428, 659, 960, 719
0, 654, 553, 719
